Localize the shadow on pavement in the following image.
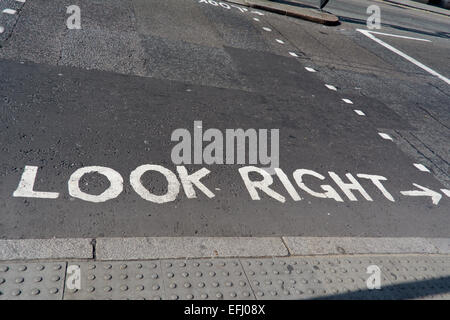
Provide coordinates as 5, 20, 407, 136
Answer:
313, 275, 450, 300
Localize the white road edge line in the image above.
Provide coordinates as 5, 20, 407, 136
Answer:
357, 29, 450, 85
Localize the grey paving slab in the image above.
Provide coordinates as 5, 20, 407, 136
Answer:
161, 258, 254, 300
0, 238, 93, 260
382, 256, 450, 300
95, 237, 288, 260
0, 261, 66, 300
283, 237, 440, 255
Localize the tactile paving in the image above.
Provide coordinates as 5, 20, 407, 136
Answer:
161, 259, 254, 300
64, 261, 165, 300
0, 262, 66, 300
2, 255, 449, 300
382, 256, 450, 300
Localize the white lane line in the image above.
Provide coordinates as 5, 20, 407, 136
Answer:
357, 29, 450, 85
362, 30, 431, 42
253, 17, 260, 22
413, 163, 430, 172
305, 67, 316, 72
262, 27, 272, 32
2, 9, 17, 14
325, 84, 337, 91
0, 26, 4, 34
288, 52, 299, 57
16, 0, 26, 3
441, 189, 450, 197
378, 132, 393, 141
275, 39, 284, 44
342, 98, 353, 104
354, 109, 366, 116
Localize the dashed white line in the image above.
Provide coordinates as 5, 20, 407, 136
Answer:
253, 17, 260, 22
288, 52, 299, 57
263, 27, 272, 32
0, 26, 4, 34
275, 39, 284, 44
354, 109, 366, 116
251, 11, 264, 16
413, 163, 430, 173
305, 67, 316, 72
2, 9, 17, 15
325, 84, 337, 91
342, 98, 353, 104
378, 132, 393, 141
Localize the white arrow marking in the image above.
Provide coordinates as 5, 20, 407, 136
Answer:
400, 183, 442, 205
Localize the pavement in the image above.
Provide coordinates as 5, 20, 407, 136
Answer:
0, 0, 449, 299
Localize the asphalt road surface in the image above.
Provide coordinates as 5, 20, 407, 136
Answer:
0, 0, 449, 239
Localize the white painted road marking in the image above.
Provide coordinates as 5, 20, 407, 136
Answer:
13, 166, 60, 199
361, 30, 431, 42
276, 39, 284, 44
305, 67, 316, 72
342, 98, 353, 104
12, 165, 447, 205
378, 132, 393, 141
288, 52, 298, 57
253, 17, 260, 21
251, 11, 264, 16
263, 27, 272, 32
2, 9, 17, 14
68, 166, 124, 203
400, 183, 442, 205
325, 84, 337, 91
357, 29, 450, 85
354, 109, 366, 116
413, 163, 430, 173
0, 26, 4, 34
